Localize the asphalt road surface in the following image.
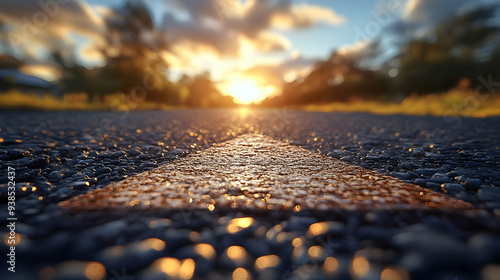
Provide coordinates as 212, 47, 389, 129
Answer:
1, 109, 499, 280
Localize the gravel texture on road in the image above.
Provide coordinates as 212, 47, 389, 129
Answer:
61, 134, 472, 212
0, 109, 499, 280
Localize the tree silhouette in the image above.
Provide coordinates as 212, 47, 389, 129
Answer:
100, 1, 178, 104
185, 72, 234, 107
262, 4, 500, 106
394, 4, 500, 94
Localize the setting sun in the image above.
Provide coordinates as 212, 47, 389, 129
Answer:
224, 76, 276, 104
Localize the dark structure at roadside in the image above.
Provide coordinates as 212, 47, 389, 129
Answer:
0, 69, 54, 95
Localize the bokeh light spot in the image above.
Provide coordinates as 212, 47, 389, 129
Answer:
255, 255, 280, 270
84, 262, 106, 280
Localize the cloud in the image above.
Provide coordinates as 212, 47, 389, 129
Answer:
159, 0, 344, 91
20, 63, 62, 81
162, 0, 344, 57
90, 4, 114, 18
272, 3, 345, 29
383, 0, 486, 42
212, 55, 318, 102
337, 41, 371, 56
402, 0, 471, 25
77, 43, 105, 66
243, 56, 318, 87
248, 31, 291, 52
161, 13, 241, 57
0, 0, 106, 55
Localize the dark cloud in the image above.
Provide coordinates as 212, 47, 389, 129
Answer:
161, 13, 241, 57
0, 0, 106, 61
403, 0, 472, 24
385, 0, 482, 44
0, 0, 105, 41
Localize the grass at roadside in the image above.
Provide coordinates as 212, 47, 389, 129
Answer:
301, 90, 500, 117
0, 90, 177, 111
2, 89, 500, 117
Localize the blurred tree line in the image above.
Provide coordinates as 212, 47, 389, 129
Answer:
0, 2, 234, 107
262, 4, 500, 106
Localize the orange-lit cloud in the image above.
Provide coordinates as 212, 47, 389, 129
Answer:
247, 31, 291, 52
338, 41, 371, 56
243, 56, 317, 87
272, 3, 345, 29
213, 55, 316, 103
163, 0, 343, 57
77, 44, 105, 67
161, 0, 343, 101
20, 64, 62, 82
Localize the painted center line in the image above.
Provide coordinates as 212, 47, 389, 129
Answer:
59, 134, 472, 212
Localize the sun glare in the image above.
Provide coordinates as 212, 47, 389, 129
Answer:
225, 77, 275, 104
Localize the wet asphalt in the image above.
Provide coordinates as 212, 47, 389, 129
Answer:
1, 109, 499, 280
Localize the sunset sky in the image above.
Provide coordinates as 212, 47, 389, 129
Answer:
0, 0, 495, 103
